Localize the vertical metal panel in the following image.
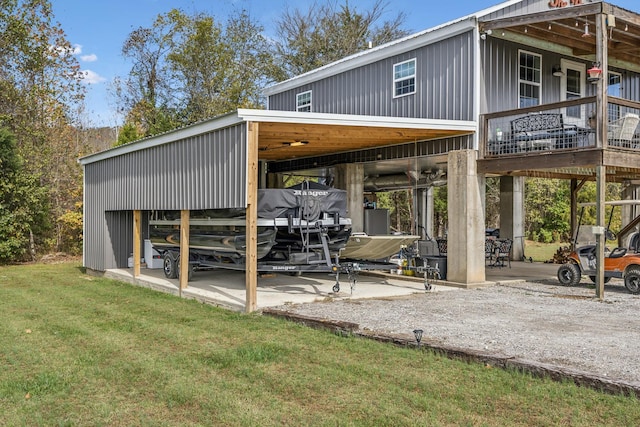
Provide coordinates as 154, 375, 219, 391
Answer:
268, 31, 475, 121
83, 122, 248, 271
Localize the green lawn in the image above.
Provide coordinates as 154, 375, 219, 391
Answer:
523, 240, 565, 263
1, 262, 639, 426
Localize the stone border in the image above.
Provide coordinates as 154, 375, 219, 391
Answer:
263, 308, 640, 398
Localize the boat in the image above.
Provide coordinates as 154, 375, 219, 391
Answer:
340, 233, 421, 260
149, 182, 352, 264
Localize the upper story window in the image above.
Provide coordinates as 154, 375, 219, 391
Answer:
296, 90, 312, 112
393, 59, 416, 97
518, 51, 541, 108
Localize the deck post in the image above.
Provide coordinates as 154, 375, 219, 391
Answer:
594, 12, 608, 299
133, 210, 141, 277
245, 121, 259, 313
179, 210, 190, 290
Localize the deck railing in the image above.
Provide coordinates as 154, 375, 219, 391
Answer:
480, 97, 640, 158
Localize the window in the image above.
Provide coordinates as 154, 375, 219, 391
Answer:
393, 59, 416, 97
518, 51, 541, 108
296, 91, 312, 112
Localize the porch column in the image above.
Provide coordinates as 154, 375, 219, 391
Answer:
245, 121, 259, 313
179, 210, 189, 291
418, 188, 434, 239
622, 181, 639, 230
499, 176, 525, 261
133, 210, 142, 277
447, 150, 485, 284
335, 164, 364, 233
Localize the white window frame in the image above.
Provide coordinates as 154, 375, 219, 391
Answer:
518, 50, 542, 108
393, 58, 416, 98
560, 59, 586, 125
607, 71, 623, 121
296, 90, 312, 112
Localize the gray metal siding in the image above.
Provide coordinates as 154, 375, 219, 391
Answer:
481, 0, 600, 20
481, 38, 640, 114
83, 123, 248, 271
268, 31, 475, 121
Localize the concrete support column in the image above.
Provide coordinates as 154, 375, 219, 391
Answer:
335, 164, 364, 233
417, 188, 435, 239
499, 176, 525, 261
622, 181, 639, 229
447, 150, 485, 284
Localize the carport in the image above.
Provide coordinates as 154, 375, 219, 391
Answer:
80, 109, 475, 312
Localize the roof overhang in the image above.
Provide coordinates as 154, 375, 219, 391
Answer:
80, 109, 477, 165
238, 109, 476, 161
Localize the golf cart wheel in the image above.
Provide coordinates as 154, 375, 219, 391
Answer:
163, 252, 178, 279
624, 267, 640, 294
557, 263, 581, 286
588, 276, 611, 284
332, 283, 340, 293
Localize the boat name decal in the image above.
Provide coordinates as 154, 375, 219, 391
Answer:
292, 190, 329, 197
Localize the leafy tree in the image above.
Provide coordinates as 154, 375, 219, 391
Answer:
0, 0, 86, 259
115, 122, 140, 147
273, 0, 410, 78
0, 128, 50, 263
117, 8, 277, 134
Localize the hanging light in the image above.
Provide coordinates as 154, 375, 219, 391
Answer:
582, 21, 591, 38
587, 62, 603, 84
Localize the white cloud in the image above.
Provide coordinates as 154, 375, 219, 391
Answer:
81, 69, 106, 85
81, 54, 98, 62
71, 44, 83, 55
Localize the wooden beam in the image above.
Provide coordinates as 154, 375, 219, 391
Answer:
179, 210, 189, 291
245, 121, 259, 313
479, 4, 602, 31
477, 150, 603, 174
133, 210, 141, 278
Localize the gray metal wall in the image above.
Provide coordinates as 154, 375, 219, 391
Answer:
481, 37, 640, 114
482, 0, 600, 20
84, 123, 247, 271
268, 31, 475, 121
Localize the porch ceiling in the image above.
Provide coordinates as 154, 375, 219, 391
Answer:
255, 122, 470, 162
479, 3, 640, 70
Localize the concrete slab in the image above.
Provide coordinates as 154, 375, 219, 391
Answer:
103, 260, 561, 312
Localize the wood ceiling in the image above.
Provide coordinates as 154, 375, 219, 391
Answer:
256, 122, 472, 161
479, 3, 640, 69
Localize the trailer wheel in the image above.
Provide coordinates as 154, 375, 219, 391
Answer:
557, 263, 581, 286
163, 252, 178, 279
624, 267, 640, 294
176, 256, 194, 281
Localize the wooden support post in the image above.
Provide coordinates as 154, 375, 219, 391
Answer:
133, 210, 141, 278
245, 122, 259, 313
594, 13, 608, 300
596, 166, 606, 300
179, 210, 190, 291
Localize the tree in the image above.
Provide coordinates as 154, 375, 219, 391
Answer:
0, 0, 86, 259
273, 0, 410, 78
0, 128, 50, 263
117, 8, 278, 133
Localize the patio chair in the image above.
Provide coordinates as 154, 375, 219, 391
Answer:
494, 239, 512, 268
485, 239, 496, 266
608, 113, 640, 148
436, 238, 447, 256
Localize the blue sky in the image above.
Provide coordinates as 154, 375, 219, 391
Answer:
50, 0, 638, 127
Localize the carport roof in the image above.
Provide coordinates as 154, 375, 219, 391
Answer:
79, 109, 476, 165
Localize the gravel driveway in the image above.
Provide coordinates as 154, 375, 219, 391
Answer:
270, 278, 640, 390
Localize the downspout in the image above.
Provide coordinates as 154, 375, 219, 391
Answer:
473, 17, 482, 150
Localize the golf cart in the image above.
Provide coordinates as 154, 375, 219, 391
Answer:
557, 201, 640, 294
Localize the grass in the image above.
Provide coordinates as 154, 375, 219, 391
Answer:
1, 262, 640, 426
523, 240, 566, 262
